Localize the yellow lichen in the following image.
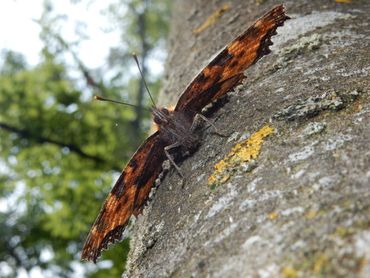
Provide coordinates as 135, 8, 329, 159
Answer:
268, 211, 279, 220
282, 266, 298, 278
193, 3, 230, 34
255, 0, 267, 5
313, 254, 328, 273
335, 0, 352, 3
208, 125, 274, 187
335, 226, 355, 238
305, 210, 319, 219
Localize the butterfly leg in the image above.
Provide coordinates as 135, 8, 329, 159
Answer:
191, 113, 228, 137
164, 142, 184, 179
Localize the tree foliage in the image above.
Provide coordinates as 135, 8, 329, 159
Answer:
0, 0, 170, 277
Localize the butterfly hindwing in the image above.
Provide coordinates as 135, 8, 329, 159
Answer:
81, 131, 166, 262
175, 5, 288, 117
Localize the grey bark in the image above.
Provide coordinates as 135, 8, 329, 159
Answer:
124, 0, 370, 277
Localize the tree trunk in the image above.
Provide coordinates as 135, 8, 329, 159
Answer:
124, 0, 370, 277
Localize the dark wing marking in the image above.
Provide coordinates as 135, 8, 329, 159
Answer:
175, 5, 289, 117
81, 131, 166, 262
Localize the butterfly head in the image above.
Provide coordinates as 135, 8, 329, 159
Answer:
152, 107, 171, 125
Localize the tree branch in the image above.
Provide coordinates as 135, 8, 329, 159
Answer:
53, 32, 109, 95
0, 122, 121, 171
130, 0, 150, 136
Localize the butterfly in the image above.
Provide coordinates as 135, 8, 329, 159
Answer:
81, 5, 289, 262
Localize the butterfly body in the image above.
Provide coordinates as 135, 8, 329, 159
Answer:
82, 5, 289, 262
153, 107, 200, 154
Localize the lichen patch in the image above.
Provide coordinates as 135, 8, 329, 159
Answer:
273, 90, 361, 121
192, 3, 230, 34
208, 125, 274, 187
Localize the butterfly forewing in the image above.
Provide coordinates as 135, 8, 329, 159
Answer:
175, 5, 288, 117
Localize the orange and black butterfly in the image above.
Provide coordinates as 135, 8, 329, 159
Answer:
81, 5, 289, 262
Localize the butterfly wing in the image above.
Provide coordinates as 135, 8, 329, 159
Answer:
81, 131, 166, 262
175, 5, 289, 117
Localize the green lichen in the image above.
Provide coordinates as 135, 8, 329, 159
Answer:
273, 89, 361, 121
280, 34, 322, 63
271, 33, 322, 71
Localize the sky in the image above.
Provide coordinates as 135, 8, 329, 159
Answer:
0, 0, 120, 68
0, 0, 44, 65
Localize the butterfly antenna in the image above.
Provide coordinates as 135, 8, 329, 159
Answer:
132, 53, 156, 107
94, 95, 151, 112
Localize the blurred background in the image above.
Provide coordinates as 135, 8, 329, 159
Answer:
0, 0, 171, 277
